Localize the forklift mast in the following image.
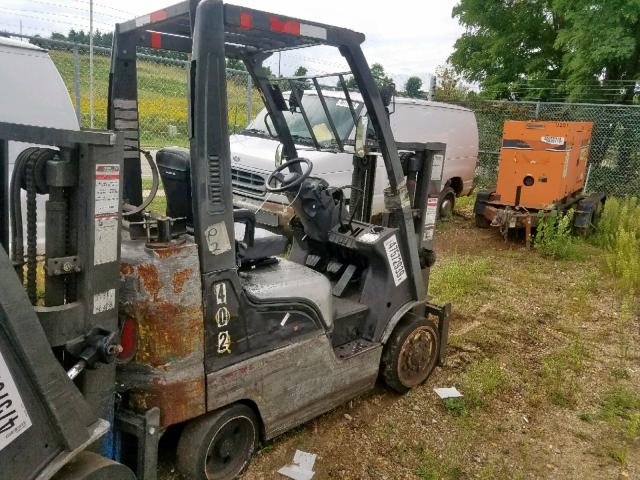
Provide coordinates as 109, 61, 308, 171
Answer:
108, 0, 429, 300
0, 124, 134, 479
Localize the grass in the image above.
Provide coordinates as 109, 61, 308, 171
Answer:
49, 50, 264, 149
533, 208, 585, 260
541, 340, 588, 407
416, 450, 463, 480
460, 358, 507, 412
593, 197, 640, 293
428, 256, 492, 303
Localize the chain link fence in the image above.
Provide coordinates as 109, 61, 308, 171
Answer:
27, 36, 263, 150
450, 99, 640, 197
8, 35, 640, 198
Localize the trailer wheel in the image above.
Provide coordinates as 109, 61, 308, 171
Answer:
475, 213, 491, 228
177, 404, 259, 480
439, 187, 456, 218
381, 317, 440, 393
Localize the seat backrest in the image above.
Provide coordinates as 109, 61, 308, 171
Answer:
156, 147, 193, 226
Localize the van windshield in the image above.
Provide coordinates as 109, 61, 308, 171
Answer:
244, 93, 362, 147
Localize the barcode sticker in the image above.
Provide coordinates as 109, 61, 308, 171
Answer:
0, 349, 32, 452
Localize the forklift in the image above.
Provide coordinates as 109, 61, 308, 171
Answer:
0, 1, 449, 479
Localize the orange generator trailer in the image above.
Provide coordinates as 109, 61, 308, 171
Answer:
474, 120, 605, 242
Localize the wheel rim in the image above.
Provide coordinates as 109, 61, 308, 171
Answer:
440, 197, 454, 217
205, 416, 255, 479
397, 326, 438, 387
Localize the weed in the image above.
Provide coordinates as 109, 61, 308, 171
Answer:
541, 340, 588, 407
428, 256, 492, 303
416, 450, 463, 480
460, 358, 507, 410
454, 194, 476, 215
593, 197, 640, 293
599, 386, 640, 421
534, 209, 584, 260
443, 398, 467, 417
611, 367, 631, 380
578, 412, 595, 423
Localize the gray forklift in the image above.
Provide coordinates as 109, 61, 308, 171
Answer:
0, 1, 449, 479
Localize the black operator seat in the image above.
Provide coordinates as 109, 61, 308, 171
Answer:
155, 147, 287, 264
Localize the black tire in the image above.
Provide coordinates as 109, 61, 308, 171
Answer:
177, 404, 259, 480
475, 213, 491, 228
381, 317, 440, 394
438, 187, 456, 218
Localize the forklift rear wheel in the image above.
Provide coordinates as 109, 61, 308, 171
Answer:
382, 317, 440, 393
177, 404, 259, 480
439, 187, 456, 218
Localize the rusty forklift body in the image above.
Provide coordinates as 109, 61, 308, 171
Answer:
474, 120, 605, 241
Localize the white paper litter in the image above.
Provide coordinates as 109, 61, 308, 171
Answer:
434, 387, 463, 399
278, 449, 317, 480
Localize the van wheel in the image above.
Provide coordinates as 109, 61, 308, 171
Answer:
381, 317, 440, 394
439, 187, 456, 218
177, 404, 259, 480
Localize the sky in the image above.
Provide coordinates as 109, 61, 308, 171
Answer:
0, 0, 464, 87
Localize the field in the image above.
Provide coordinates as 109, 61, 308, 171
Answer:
48, 50, 263, 147
153, 198, 639, 479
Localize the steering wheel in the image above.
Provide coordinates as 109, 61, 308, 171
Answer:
265, 158, 313, 193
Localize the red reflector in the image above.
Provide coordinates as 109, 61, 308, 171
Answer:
150, 32, 162, 49
240, 12, 253, 29
270, 17, 300, 35
150, 10, 167, 23
118, 318, 137, 362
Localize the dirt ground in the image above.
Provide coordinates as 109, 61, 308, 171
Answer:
159, 204, 639, 480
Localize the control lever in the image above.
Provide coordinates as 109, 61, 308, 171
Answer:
65, 327, 122, 380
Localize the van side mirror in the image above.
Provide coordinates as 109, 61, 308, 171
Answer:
355, 116, 369, 158
379, 83, 395, 108
288, 82, 304, 113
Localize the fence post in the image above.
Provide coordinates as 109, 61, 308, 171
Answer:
246, 73, 253, 127
73, 44, 81, 126
535, 101, 540, 119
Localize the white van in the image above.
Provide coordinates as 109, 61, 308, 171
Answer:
230, 90, 478, 230
0, 37, 80, 250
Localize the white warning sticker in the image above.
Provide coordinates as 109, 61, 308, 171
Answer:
205, 222, 232, 256
383, 235, 407, 287
0, 349, 32, 452
94, 216, 118, 265
423, 197, 439, 242
94, 164, 120, 266
93, 288, 116, 314
95, 164, 120, 215
431, 154, 444, 181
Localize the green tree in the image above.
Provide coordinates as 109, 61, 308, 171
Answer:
226, 58, 246, 71
345, 63, 393, 90
294, 66, 308, 77
435, 63, 469, 101
449, 0, 640, 103
404, 76, 423, 98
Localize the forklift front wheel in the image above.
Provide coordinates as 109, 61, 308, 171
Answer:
177, 404, 259, 480
381, 317, 440, 394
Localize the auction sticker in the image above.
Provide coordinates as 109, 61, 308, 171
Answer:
383, 235, 407, 287
0, 349, 32, 451
541, 135, 565, 146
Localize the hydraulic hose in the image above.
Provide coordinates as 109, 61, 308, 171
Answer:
122, 148, 160, 216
